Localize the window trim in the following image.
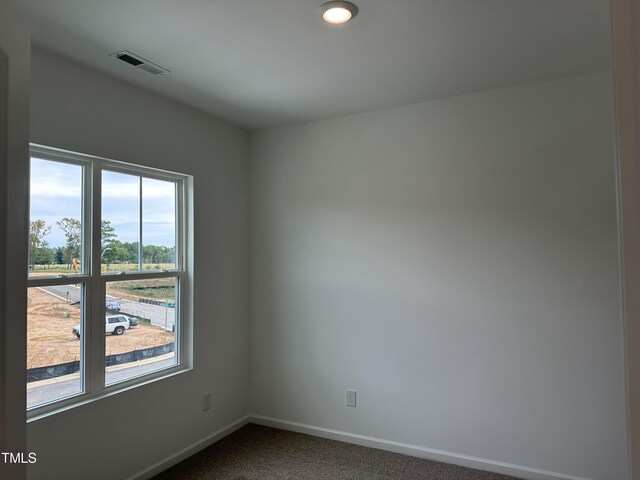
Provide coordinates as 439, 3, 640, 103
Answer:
27, 144, 192, 420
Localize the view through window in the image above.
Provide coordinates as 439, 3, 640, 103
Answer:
27, 146, 188, 411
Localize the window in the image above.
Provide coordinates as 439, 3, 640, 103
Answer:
27, 144, 190, 414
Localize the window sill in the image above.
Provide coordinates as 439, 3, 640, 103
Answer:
27, 364, 192, 423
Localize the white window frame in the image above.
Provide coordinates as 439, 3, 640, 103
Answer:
27, 144, 192, 419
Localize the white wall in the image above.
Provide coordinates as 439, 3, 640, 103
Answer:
26, 49, 627, 480
1, 2, 29, 479
27, 48, 250, 480
249, 72, 627, 480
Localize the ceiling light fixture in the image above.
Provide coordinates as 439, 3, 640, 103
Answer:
320, 1, 358, 24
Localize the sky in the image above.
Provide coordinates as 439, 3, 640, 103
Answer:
30, 158, 176, 248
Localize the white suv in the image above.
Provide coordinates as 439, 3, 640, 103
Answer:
72, 315, 130, 338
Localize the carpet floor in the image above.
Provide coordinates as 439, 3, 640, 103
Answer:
152, 424, 522, 480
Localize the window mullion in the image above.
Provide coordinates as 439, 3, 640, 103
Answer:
177, 180, 185, 270
138, 176, 143, 271
89, 164, 105, 393
177, 271, 185, 366
81, 162, 93, 396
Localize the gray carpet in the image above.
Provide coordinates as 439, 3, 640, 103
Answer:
152, 424, 521, 480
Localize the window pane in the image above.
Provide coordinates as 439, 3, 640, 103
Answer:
142, 178, 176, 270
29, 158, 84, 277
105, 278, 177, 385
27, 285, 83, 409
102, 171, 140, 273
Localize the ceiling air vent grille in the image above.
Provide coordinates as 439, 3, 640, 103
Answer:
117, 53, 144, 67
111, 50, 170, 76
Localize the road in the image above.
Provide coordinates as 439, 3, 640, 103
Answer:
38, 285, 175, 331
39, 284, 83, 303
27, 357, 176, 409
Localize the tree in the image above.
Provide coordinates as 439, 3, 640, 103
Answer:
57, 217, 81, 266
55, 218, 122, 266
32, 247, 55, 266
101, 220, 119, 264
121, 241, 139, 263
142, 244, 174, 265
101, 220, 117, 249
29, 219, 51, 268
54, 247, 65, 265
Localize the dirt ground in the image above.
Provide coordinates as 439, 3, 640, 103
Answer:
27, 288, 175, 368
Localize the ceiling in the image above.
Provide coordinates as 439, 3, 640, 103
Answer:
12, 0, 612, 130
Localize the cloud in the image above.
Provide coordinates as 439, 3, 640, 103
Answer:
30, 159, 177, 248
30, 158, 82, 198
101, 172, 175, 199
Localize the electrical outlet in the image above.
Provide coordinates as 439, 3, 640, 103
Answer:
346, 389, 356, 407
203, 393, 212, 411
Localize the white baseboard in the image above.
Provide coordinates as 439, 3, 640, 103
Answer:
248, 414, 595, 480
124, 413, 597, 480
125, 414, 250, 480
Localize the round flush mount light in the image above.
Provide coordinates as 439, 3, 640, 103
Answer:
320, 1, 358, 24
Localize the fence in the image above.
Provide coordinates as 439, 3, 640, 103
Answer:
26, 361, 80, 383
104, 342, 174, 367
138, 298, 175, 308
26, 342, 175, 383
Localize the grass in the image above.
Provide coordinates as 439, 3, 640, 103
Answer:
107, 278, 175, 300
31, 263, 177, 302
30, 263, 176, 274
103, 263, 176, 273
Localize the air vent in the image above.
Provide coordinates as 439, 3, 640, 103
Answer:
117, 53, 144, 67
110, 50, 170, 76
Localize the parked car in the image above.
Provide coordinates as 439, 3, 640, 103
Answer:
106, 300, 121, 311
72, 315, 131, 338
